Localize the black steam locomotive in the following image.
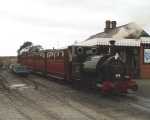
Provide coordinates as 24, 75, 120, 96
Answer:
74, 40, 138, 94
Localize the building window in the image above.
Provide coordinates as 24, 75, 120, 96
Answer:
144, 48, 150, 63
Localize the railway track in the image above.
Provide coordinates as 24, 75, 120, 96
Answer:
0, 71, 61, 120
0, 70, 111, 120
0, 73, 10, 91
25, 74, 150, 120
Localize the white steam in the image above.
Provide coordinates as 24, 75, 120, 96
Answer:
113, 23, 143, 39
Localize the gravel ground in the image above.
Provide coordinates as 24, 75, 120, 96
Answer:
0, 70, 149, 120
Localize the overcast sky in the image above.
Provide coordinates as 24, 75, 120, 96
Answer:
0, 0, 150, 56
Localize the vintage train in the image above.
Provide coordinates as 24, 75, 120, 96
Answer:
18, 40, 138, 94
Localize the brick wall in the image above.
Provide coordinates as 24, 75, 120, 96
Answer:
0, 56, 17, 65
140, 45, 150, 79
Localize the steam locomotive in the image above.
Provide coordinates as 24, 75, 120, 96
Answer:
18, 40, 138, 94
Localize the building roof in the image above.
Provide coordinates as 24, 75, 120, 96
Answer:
74, 22, 150, 47
74, 37, 150, 47
87, 23, 150, 40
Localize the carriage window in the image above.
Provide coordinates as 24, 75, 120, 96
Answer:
48, 52, 53, 58
144, 48, 150, 64
57, 52, 59, 56
39, 53, 44, 58
59, 51, 63, 57
61, 51, 64, 56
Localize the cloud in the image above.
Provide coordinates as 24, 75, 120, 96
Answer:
0, 0, 150, 56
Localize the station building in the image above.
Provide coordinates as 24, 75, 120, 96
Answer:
75, 20, 150, 79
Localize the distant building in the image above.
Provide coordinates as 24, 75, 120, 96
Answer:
75, 20, 150, 79
0, 56, 17, 67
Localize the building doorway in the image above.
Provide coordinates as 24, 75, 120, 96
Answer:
118, 47, 140, 78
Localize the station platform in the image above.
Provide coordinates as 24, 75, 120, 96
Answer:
135, 79, 150, 98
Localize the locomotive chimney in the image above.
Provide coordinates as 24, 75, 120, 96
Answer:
109, 40, 116, 55
104, 20, 111, 32
109, 40, 116, 46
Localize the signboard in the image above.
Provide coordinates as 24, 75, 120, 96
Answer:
144, 48, 150, 63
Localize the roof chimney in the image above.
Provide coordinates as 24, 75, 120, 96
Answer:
111, 21, 117, 29
104, 20, 111, 32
